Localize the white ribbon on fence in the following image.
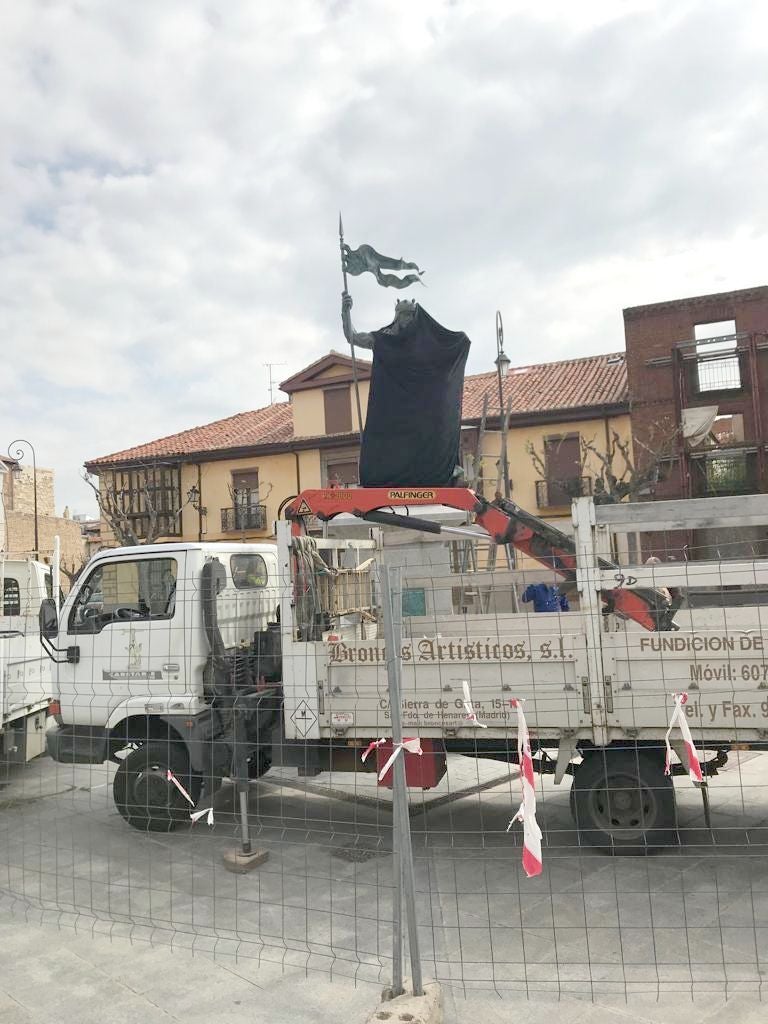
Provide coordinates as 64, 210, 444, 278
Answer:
190, 807, 215, 826
664, 691, 703, 785
462, 680, 488, 728
506, 699, 543, 878
361, 737, 423, 781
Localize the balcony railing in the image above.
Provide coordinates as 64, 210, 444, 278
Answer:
690, 450, 759, 498
221, 505, 267, 533
535, 477, 593, 510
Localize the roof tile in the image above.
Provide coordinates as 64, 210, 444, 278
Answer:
87, 351, 627, 467
462, 352, 626, 419
86, 403, 293, 467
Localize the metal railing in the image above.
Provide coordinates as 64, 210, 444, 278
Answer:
690, 449, 759, 497
220, 504, 267, 532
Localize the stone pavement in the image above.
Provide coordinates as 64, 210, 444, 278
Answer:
0, 918, 764, 1024
1, 750, 768, 1018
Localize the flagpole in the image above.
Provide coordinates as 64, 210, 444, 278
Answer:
339, 213, 365, 442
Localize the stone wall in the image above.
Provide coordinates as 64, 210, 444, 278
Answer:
9, 467, 55, 516
5, 512, 85, 590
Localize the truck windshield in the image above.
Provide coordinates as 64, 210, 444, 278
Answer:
69, 557, 178, 633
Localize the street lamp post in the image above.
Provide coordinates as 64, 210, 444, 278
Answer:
494, 311, 511, 499
8, 439, 38, 557
186, 480, 207, 543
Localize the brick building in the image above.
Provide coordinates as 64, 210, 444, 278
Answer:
624, 284, 768, 558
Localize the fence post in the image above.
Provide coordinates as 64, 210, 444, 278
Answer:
380, 565, 424, 998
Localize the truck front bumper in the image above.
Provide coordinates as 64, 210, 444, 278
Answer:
46, 724, 109, 765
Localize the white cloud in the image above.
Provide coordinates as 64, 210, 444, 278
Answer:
1, 0, 767, 515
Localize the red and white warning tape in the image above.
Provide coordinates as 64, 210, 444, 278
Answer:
167, 768, 195, 805
506, 699, 543, 877
361, 737, 386, 764
664, 691, 703, 785
166, 769, 215, 826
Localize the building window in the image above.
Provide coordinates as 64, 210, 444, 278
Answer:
707, 452, 749, 494
324, 386, 352, 434
106, 466, 181, 539
221, 469, 266, 532
232, 469, 259, 509
324, 458, 359, 487
691, 450, 756, 497
694, 321, 741, 393
68, 557, 178, 634
711, 414, 744, 445
543, 434, 582, 506
3, 578, 20, 616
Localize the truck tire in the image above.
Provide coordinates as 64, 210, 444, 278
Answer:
571, 748, 677, 854
113, 741, 202, 832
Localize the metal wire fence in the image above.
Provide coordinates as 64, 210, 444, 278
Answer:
2, 502, 768, 1001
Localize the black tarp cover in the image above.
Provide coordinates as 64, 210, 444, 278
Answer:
359, 305, 471, 487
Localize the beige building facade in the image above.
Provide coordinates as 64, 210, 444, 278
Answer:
85, 350, 631, 547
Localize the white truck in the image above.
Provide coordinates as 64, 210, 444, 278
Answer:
1, 557, 53, 775
42, 487, 768, 851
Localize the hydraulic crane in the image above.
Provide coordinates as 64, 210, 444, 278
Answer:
287, 485, 678, 632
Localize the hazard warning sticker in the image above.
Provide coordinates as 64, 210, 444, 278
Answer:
290, 700, 317, 736
294, 499, 313, 515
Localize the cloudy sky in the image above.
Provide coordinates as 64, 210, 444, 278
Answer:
2, 0, 767, 514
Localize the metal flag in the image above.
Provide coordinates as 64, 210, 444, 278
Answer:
342, 241, 424, 289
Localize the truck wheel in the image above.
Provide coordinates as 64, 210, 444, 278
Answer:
247, 749, 272, 779
113, 741, 202, 832
571, 748, 677, 854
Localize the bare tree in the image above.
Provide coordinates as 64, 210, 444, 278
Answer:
60, 558, 87, 589
526, 423, 679, 504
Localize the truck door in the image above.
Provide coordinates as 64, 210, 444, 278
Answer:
60, 552, 186, 726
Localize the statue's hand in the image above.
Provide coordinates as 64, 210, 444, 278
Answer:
341, 291, 353, 313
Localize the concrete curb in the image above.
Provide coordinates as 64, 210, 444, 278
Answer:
366, 982, 442, 1024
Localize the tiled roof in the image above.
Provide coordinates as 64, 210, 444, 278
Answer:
86, 403, 293, 468
87, 351, 627, 468
462, 352, 627, 420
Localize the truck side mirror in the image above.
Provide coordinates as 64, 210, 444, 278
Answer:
39, 598, 59, 639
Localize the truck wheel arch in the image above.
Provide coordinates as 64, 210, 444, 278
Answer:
107, 714, 189, 760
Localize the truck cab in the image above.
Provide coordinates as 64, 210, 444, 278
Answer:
45, 541, 280, 828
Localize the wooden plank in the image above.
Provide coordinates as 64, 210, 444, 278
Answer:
594, 494, 768, 532
596, 560, 768, 589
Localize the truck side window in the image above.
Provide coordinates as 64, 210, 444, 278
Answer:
68, 558, 178, 633
230, 553, 268, 589
3, 578, 21, 616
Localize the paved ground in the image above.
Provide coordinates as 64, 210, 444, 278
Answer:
0, 917, 766, 1024
1, 749, 767, 1020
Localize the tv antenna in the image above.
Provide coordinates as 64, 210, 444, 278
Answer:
264, 362, 287, 405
